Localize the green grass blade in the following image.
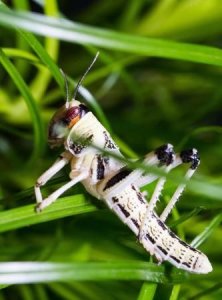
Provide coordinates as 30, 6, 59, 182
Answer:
0, 1, 62, 89
0, 261, 169, 284
1, 8, 222, 67
3, 47, 40, 63
29, 0, 60, 101
0, 260, 220, 285
137, 282, 157, 300
0, 196, 96, 233
13, 0, 30, 75
19, 285, 35, 300
0, 48, 44, 162
191, 213, 222, 248
17, 31, 62, 88
169, 284, 181, 300
0, 2, 110, 128
48, 283, 80, 300
188, 282, 222, 300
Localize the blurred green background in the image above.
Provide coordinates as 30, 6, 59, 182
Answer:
0, 0, 222, 299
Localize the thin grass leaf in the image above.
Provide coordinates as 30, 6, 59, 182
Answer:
28, 0, 59, 101
48, 283, 80, 300
188, 282, 222, 300
191, 213, 222, 248
33, 285, 49, 300
49, 283, 83, 300
13, 0, 30, 75
169, 208, 203, 229
169, 284, 181, 300
1, 8, 222, 67
0, 48, 44, 162
137, 282, 157, 300
178, 126, 222, 150
19, 285, 35, 300
3, 48, 40, 64
0, 196, 96, 233
0, 2, 111, 129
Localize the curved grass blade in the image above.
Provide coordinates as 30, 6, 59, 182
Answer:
178, 126, 222, 150
1, 8, 222, 67
0, 2, 110, 129
3, 47, 40, 64
0, 48, 44, 162
188, 282, 222, 300
191, 213, 222, 248
13, 0, 31, 75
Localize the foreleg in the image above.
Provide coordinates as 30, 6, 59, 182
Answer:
35, 151, 72, 204
36, 170, 88, 212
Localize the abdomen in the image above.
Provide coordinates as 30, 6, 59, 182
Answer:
102, 184, 212, 274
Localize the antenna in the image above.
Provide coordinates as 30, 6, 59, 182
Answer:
73, 52, 100, 100
60, 68, 70, 109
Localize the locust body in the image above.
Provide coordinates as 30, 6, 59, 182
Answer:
35, 57, 212, 274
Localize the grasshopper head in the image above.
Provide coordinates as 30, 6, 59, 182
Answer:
48, 100, 89, 147
48, 53, 98, 147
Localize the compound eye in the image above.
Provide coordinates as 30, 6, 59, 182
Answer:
63, 106, 81, 127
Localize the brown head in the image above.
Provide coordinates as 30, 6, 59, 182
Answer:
48, 100, 89, 147
48, 52, 99, 147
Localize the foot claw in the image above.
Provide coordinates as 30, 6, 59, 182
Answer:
35, 203, 43, 213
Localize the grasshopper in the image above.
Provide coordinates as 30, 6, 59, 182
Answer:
35, 53, 212, 274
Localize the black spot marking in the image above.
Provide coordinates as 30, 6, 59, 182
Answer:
169, 231, 177, 239
155, 144, 175, 166
70, 142, 86, 154
170, 255, 180, 264
156, 219, 167, 231
103, 131, 117, 149
79, 104, 89, 117
69, 134, 93, 155
182, 262, 191, 268
103, 157, 109, 164
178, 240, 199, 253
131, 218, 140, 229
146, 234, 155, 244
180, 149, 200, 170
117, 204, 130, 218
157, 245, 168, 255
193, 257, 199, 269
131, 185, 136, 191
112, 196, 119, 203
136, 190, 146, 204
178, 240, 188, 247
103, 168, 131, 191
97, 155, 105, 180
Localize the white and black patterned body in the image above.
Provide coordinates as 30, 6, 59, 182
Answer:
35, 99, 212, 274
